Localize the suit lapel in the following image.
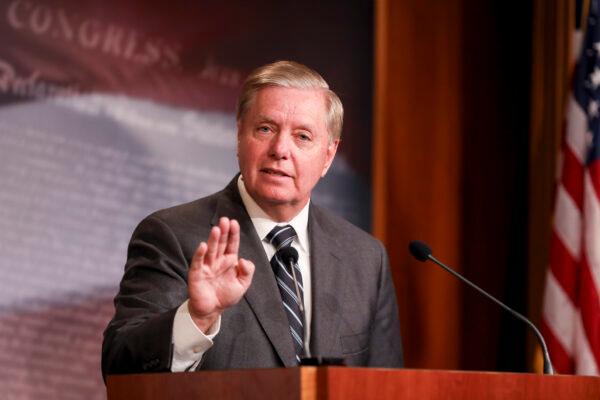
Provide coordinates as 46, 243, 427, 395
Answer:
308, 205, 345, 357
211, 178, 297, 367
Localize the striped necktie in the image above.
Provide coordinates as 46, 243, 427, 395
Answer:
266, 225, 304, 363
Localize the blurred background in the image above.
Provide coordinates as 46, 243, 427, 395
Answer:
0, 0, 596, 399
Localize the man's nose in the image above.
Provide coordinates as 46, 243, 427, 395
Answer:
268, 131, 292, 159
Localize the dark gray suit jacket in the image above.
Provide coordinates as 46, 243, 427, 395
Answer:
102, 176, 403, 377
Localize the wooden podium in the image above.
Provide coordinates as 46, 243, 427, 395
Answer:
107, 367, 600, 400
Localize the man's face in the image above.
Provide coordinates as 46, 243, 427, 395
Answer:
237, 86, 339, 221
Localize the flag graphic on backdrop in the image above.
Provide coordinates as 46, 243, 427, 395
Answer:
541, 0, 600, 375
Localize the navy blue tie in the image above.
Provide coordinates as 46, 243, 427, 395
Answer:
266, 225, 304, 363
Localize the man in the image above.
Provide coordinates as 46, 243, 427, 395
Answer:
102, 61, 403, 376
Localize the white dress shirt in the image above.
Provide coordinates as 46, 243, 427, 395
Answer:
170, 176, 312, 372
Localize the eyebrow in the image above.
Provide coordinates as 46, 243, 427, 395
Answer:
256, 115, 278, 125
255, 115, 316, 132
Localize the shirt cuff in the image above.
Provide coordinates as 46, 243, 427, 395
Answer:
170, 300, 221, 372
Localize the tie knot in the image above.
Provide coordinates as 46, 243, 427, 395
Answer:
266, 225, 297, 250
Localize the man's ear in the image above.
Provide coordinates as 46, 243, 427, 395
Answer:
321, 139, 340, 177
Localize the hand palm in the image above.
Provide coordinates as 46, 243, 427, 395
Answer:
187, 218, 254, 329
189, 253, 248, 313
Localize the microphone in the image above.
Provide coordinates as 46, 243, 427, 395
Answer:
408, 240, 554, 375
279, 246, 345, 366
279, 246, 312, 358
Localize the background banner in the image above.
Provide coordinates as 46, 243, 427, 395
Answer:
0, 0, 373, 398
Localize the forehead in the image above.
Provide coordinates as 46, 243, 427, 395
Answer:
247, 86, 328, 126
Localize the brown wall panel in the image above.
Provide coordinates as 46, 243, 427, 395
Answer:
375, 0, 464, 369
375, 0, 534, 371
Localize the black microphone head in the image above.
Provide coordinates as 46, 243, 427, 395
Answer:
408, 240, 432, 262
279, 246, 299, 264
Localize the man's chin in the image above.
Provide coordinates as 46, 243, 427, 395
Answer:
256, 193, 295, 207
255, 191, 304, 208
253, 181, 293, 199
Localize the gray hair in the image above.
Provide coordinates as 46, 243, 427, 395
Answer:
236, 60, 343, 141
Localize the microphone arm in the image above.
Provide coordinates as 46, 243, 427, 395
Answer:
287, 256, 311, 358
409, 240, 554, 375
280, 246, 344, 365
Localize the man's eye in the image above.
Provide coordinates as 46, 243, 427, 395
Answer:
298, 133, 311, 141
258, 126, 271, 133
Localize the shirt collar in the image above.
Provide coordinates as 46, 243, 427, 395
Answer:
237, 175, 309, 253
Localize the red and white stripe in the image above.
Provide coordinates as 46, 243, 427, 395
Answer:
541, 91, 600, 375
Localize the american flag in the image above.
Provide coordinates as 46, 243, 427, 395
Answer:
541, 0, 600, 375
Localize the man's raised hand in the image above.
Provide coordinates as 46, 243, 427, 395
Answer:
187, 217, 255, 332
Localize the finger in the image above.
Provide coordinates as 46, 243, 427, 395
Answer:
205, 226, 221, 266
217, 217, 230, 256
191, 242, 207, 269
237, 258, 255, 289
225, 219, 240, 255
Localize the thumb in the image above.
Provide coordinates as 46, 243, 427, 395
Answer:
237, 258, 255, 289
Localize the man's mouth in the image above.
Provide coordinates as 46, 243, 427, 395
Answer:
261, 168, 291, 177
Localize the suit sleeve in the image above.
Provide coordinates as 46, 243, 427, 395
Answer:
101, 215, 191, 378
367, 241, 404, 367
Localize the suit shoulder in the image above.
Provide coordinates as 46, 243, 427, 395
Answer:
150, 191, 220, 223
310, 205, 384, 252
126, 189, 229, 261
131, 189, 226, 239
